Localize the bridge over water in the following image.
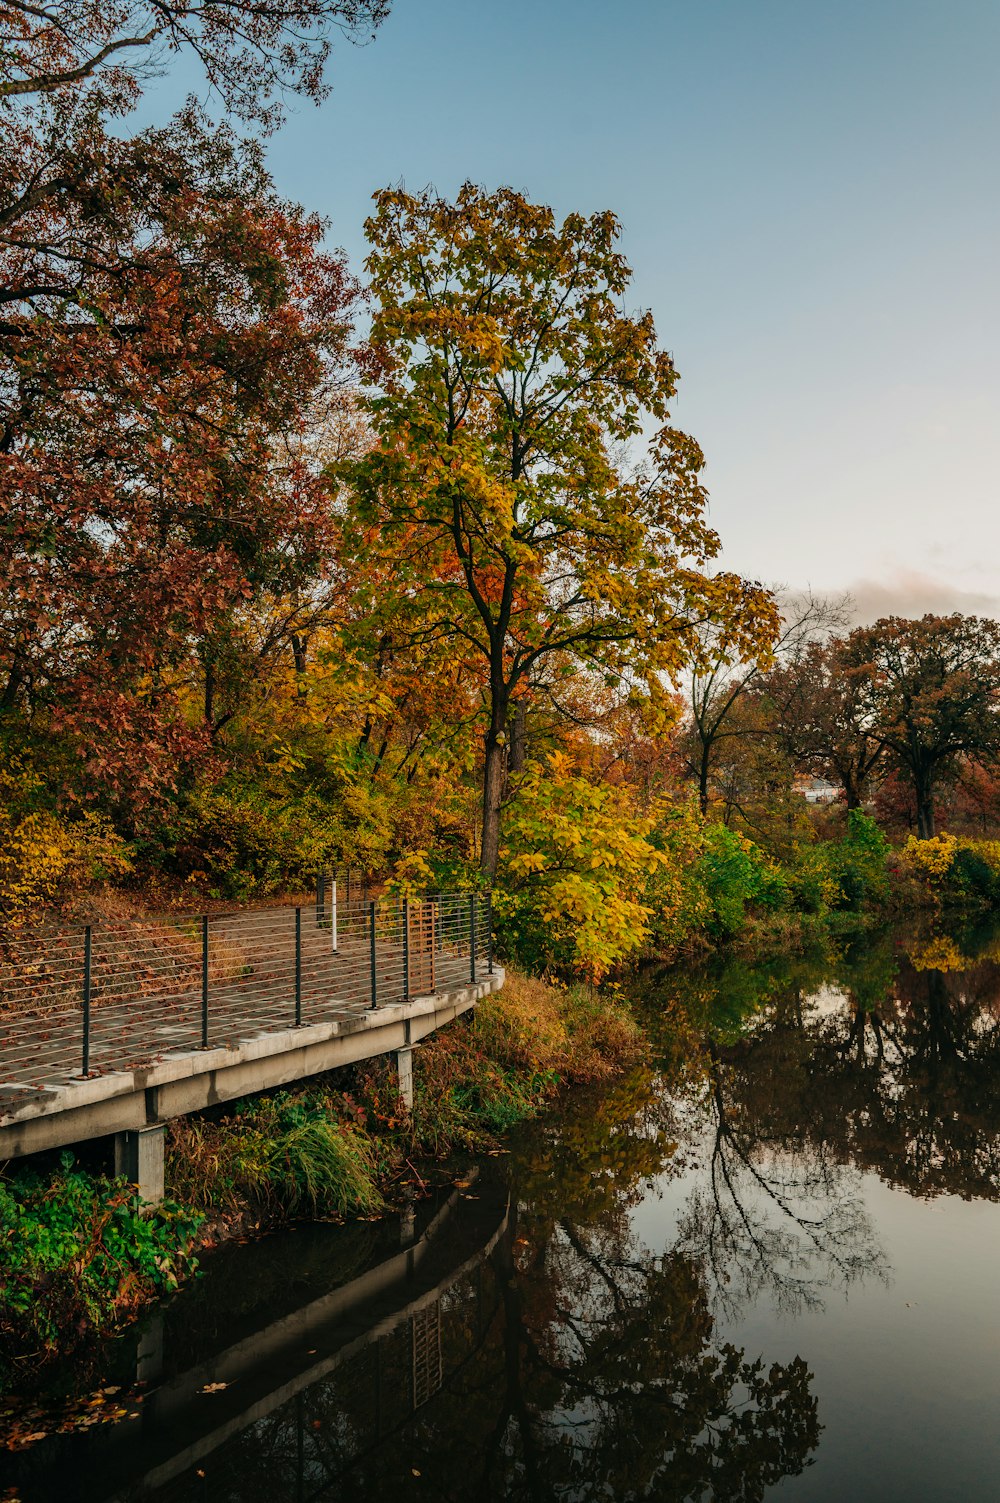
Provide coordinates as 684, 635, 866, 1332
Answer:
0, 888, 501, 1198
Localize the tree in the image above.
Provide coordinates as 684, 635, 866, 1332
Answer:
764, 636, 886, 810
844, 614, 1000, 839
685, 592, 846, 817
0, 0, 392, 829
351, 183, 778, 876
1, 0, 388, 122
1, 78, 368, 820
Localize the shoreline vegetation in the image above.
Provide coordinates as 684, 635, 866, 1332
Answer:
3, 820, 999, 1394
5, 816, 1000, 1394
0, 969, 643, 1392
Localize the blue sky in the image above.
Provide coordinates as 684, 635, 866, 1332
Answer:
143, 0, 1000, 619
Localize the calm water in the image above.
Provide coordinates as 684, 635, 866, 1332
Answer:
5, 919, 1000, 1501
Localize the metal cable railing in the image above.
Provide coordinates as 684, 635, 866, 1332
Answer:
0, 881, 494, 1087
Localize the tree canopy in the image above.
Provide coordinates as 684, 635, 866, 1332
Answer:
348, 182, 777, 873
844, 614, 1000, 838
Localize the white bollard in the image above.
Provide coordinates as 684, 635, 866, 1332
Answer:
331, 879, 338, 953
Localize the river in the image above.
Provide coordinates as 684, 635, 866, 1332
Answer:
4, 917, 1000, 1501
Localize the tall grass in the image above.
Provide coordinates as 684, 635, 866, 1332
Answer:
168, 970, 645, 1218
168, 1096, 383, 1220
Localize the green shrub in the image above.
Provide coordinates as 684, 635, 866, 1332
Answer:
828, 810, 890, 908
949, 846, 1000, 905
0, 1159, 201, 1380
698, 825, 788, 936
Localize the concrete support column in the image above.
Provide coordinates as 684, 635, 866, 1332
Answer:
400, 1188, 416, 1248
392, 1046, 414, 1110
136, 1309, 165, 1384
115, 1124, 166, 1207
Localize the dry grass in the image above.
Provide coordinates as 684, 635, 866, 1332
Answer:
471, 969, 645, 1083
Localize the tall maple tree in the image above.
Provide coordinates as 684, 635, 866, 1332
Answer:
349, 183, 778, 876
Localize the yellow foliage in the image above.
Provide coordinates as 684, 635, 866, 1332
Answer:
901, 833, 1000, 883
901, 833, 960, 879
0, 778, 132, 921
384, 848, 438, 898
498, 755, 665, 981
908, 935, 968, 973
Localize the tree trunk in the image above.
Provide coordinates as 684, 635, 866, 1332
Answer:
480, 725, 506, 879
290, 633, 307, 697
508, 698, 528, 775
204, 655, 215, 727
0, 656, 23, 711
915, 768, 935, 838
698, 740, 711, 816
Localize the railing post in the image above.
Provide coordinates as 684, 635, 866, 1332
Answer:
81, 924, 92, 1077
201, 914, 209, 1048
369, 900, 377, 1009
294, 906, 302, 1026
316, 871, 325, 929
486, 891, 494, 975
402, 897, 410, 1003
331, 879, 338, 953
470, 893, 477, 984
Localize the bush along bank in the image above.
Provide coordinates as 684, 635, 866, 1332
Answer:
168, 969, 644, 1226
0, 1160, 202, 1392
893, 832, 1000, 911
493, 802, 897, 978
0, 971, 644, 1388
493, 798, 1000, 976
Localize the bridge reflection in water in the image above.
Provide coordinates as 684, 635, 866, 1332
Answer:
8, 1170, 512, 1503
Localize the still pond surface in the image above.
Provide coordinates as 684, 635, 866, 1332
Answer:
6, 919, 1000, 1501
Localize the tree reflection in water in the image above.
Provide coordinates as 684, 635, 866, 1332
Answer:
643, 915, 1000, 1327
673, 1042, 890, 1319
33, 919, 1000, 1503
138, 1070, 821, 1503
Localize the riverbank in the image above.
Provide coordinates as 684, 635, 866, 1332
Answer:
4, 823, 998, 1394
0, 969, 643, 1392
7, 910, 1000, 1496
635, 819, 1000, 972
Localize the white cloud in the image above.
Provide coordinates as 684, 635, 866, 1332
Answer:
842, 570, 1000, 625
